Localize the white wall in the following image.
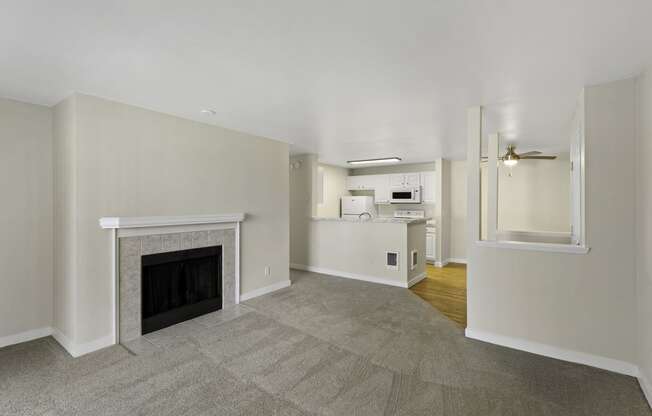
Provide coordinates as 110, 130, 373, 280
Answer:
467, 78, 638, 371
290, 154, 317, 266
448, 160, 467, 261
316, 163, 350, 218
0, 98, 53, 345
480, 156, 570, 235
53, 96, 77, 342
497, 156, 570, 232
636, 69, 652, 400
53, 93, 289, 348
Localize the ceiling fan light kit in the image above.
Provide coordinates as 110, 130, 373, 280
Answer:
482, 144, 558, 167
503, 145, 520, 166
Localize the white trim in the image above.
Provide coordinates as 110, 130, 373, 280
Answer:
0, 327, 52, 349
446, 258, 467, 264
407, 272, 427, 288
639, 372, 652, 409
291, 264, 408, 288
240, 280, 291, 301
235, 221, 241, 304
465, 328, 639, 377
99, 214, 245, 229
51, 329, 114, 358
112, 228, 118, 345
475, 240, 590, 254
434, 260, 449, 268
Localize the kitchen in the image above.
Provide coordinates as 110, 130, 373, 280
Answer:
290, 155, 444, 289
343, 165, 439, 266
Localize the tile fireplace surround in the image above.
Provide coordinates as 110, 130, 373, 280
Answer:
100, 214, 245, 344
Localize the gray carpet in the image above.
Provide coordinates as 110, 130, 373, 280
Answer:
1, 269, 650, 415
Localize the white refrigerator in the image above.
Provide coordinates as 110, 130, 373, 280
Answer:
341, 196, 377, 219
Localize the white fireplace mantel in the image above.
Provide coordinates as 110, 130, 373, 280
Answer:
99, 213, 245, 229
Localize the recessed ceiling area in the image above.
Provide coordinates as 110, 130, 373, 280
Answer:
2, 1, 651, 165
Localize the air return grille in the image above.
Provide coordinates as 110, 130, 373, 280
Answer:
386, 252, 399, 270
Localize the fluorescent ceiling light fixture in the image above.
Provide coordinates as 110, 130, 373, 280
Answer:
200, 109, 216, 115
347, 157, 402, 165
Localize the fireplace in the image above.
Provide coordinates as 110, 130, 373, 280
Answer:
141, 246, 222, 334
102, 215, 242, 344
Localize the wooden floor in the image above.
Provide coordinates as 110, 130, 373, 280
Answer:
410, 263, 467, 327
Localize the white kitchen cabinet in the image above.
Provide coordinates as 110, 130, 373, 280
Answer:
390, 173, 421, 187
420, 171, 436, 204
373, 175, 391, 204
404, 173, 421, 187
389, 174, 405, 187
346, 176, 363, 190
426, 233, 435, 261
346, 175, 376, 190
346, 171, 433, 204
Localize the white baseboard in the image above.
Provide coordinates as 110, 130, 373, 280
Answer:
639, 372, 652, 409
434, 260, 449, 268
52, 328, 114, 358
407, 272, 427, 288
291, 264, 408, 288
0, 326, 53, 349
465, 328, 639, 377
240, 279, 291, 301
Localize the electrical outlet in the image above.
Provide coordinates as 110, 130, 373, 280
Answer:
264, 266, 270, 277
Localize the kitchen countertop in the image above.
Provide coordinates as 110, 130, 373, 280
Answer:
311, 216, 430, 225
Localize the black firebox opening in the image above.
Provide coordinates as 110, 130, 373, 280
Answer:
141, 245, 222, 335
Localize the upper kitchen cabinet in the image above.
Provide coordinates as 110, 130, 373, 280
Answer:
346, 175, 376, 190
420, 171, 436, 204
390, 173, 421, 187
346, 170, 435, 205
373, 175, 391, 204
405, 173, 421, 187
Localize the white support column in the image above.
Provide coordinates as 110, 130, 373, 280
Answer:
466, 106, 483, 333
487, 133, 499, 241
434, 157, 444, 266
466, 107, 483, 245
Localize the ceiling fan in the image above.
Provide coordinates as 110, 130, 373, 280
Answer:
482, 145, 557, 167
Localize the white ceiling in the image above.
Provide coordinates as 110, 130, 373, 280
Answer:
2, 1, 651, 165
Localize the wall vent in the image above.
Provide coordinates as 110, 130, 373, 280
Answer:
411, 250, 418, 270
386, 252, 399, 270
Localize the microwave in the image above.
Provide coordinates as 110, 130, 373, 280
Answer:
390, 187, 421, 204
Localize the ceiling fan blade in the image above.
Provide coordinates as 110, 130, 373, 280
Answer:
518, 151, 542, 157
520, 155, 557, 160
